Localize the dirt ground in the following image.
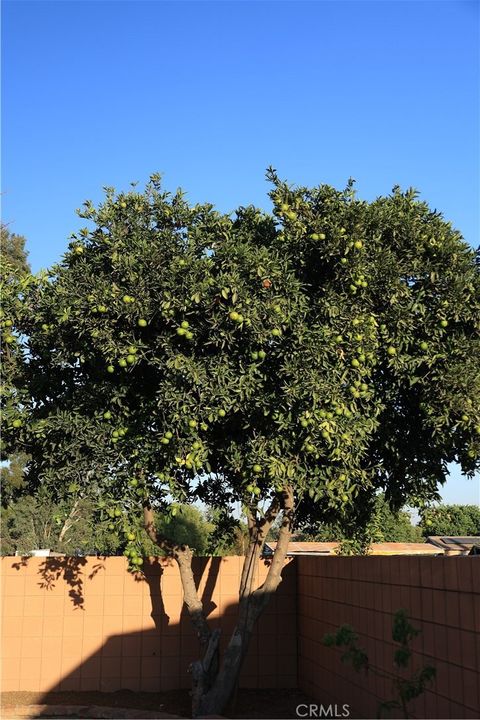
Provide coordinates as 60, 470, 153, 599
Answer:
1, 688, 314, 719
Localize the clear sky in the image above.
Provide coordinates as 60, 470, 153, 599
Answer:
2, 0, 479, 506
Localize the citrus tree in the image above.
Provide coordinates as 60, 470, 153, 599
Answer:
1, 171, 479, 715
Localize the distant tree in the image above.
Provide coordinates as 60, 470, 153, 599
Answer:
156, 504, 213, 555
421, 504, 480, 536
0, 224, 30, 274
298, 494, 423, 545
0, 492, 120, 556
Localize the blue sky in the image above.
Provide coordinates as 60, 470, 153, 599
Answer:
2, 0, 479, 506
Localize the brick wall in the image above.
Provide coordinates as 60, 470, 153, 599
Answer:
297, 556, 479, 719
1, 555, 297, 693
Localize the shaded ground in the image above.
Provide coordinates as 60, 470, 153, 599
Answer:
1, 689, 314, 719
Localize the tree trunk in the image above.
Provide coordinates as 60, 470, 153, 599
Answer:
142, 489, 294, 719
196, 487, 294, 717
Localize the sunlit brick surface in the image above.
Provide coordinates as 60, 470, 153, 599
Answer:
1, 556, 297, 693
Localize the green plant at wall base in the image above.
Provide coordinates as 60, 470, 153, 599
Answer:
323, 610, 436, 719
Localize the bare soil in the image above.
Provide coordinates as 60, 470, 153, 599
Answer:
1, 688, 313, 719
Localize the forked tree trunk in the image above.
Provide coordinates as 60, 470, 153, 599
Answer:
143, 488, 295, 718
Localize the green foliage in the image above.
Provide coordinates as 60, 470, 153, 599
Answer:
2, 172, 479, 562
324, 610, 436, 718
156, 504, 213, 555
0, 225, 30, 275
299, 494, 423, 550
420, 503, 480, 536
1, 492, 119, 555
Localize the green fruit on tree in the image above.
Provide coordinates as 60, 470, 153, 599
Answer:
108, 523, 115, 530
340, 258, 348, 265
218, 409, 226, 418
310, 233, 320, 241
181, 321, 189, 329
420, 341, 428, 351
251, 352, 258, 360
425, 519, 432, 526
271, 328, 282, 337
127, 346, 137, 354
229, 311, 240, 321
252, 487, 261, 496
107, 365, 115, 373
165, 431, 173, 439
133, 557, 143, 566
118, 358, 127, 368
300, 419, 309, 428
161, 437, 170, 444
439, 319, 448, 328
4, 320, 13, 327
185, 331, 193, 340
122, 295, 131, 304
281, 203, 289, 212
127, 532, 135, 541
126, 355, 135, 364
354, 240, 363, 249
246, 484, 254, 493
253, 464, 262, 473
129, 479, 138, 487
461, 415, 469, 422
319, 233, 326, 240
286, 211, 297, 220
12, 419, 22, 428
138, 318, 148, 327
114, 509, 122, 517
192, 440, 201, 450
177, 327, 186, 336
103, 411, 112, 420
258, 350, 266, 359
4, 335, 14, 344
387, 346, 396, 356
351, 359, 360, 368
341, 494, 349, 502
188, 419, 197, 428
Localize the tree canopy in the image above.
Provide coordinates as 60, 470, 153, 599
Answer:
1, 171, 479, 714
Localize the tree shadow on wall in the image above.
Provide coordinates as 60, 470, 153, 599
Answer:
6, 556, 298, 717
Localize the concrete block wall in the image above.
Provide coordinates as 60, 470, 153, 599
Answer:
297, 556, 479, 719
1, 555, 297, 694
